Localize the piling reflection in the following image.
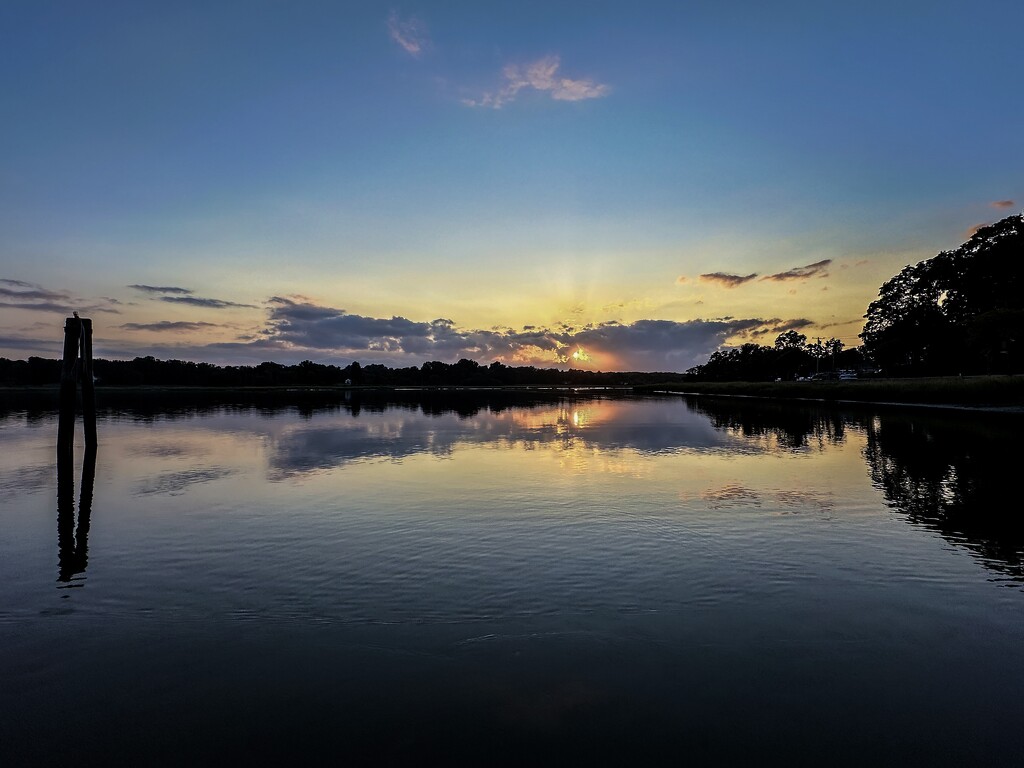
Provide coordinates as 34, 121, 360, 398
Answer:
56, 445, 96, 587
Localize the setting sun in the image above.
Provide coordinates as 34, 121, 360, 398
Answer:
571, 347, 592, 362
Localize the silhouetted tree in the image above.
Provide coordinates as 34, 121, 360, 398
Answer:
774, 330, 807, 350
861, 214, 1023, 374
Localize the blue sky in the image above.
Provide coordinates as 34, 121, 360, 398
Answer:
1, 0, 1021, 370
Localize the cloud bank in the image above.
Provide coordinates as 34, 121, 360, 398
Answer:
174, 297, 816, 372
2, 280, 825, 372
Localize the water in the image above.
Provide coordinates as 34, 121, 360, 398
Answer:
2, 393, 1022, 765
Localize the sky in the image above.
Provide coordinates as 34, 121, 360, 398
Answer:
1, 0, 1021, 372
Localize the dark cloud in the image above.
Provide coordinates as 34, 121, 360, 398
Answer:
761, 259, 832, 282
249, 299, 816, 372
0, 279, 121, 315
0, 300, 120, 315
160, 296, 257, 309
0, 300, 74, 312
1, 278, 44, 289
817, 318, 862, 330
773, 318, 815, 331
0, 335, 62, 353
52, 295, 819, 373
570, 318, 758, 371
128, 284, 194, 295
745, 318, 815, 338
120, 321, 221, 332
0, 284, 69, 301
990, 200, 1015, 209
699, 272, 758, 288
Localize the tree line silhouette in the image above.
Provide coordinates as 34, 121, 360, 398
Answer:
683, 331, 864, 382
0, 355, 689, 388
686, 213, 1022, 380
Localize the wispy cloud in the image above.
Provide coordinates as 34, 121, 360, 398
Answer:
160, 296, 256, 309
387, 10, 429, 57
991, 200, 1016, 209
699, 272, 758, 288
0, 334, 62, 353
0, 301, 76, 313
761, 259, 832, 282
0, 279, 39, 289
817, 318, 862, 330
675, 276, 689, 285
120, 321, 221, 332
745, 318, 815, 337
1, 278, 69, 303
0, 285, 69, 301
464, 55, 609, 109
0, 279, 120, 314
128, 284, 193, 295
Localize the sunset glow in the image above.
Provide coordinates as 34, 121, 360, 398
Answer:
0, 2, 1019, 371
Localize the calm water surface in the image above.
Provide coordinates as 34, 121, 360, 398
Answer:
1, 393, 1022, 765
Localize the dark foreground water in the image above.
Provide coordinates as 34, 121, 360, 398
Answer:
1, 393, 1022, 765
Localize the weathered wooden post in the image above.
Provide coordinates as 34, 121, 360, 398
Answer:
57, 316, 97, 454
79, 318, 97, 447
57, 318, 81, 455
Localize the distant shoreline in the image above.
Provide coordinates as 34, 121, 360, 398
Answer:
638, 375, 1024, 411
2, 376, 1022, 412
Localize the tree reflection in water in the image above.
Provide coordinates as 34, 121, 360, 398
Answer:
864, 411, 1024, 583
689, 395, 1024, 584
685, 395, 849, 450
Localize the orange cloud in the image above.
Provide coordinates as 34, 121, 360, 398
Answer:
990, 200, 1015, 209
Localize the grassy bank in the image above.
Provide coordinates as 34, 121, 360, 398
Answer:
638, 375, 1024, 408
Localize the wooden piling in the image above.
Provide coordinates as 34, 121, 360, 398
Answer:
57, 316, 97, 454
80, 319, 97, 447
57, 318, 81, 454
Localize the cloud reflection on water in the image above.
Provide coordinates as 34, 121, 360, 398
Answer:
3, 391, 1021, 584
